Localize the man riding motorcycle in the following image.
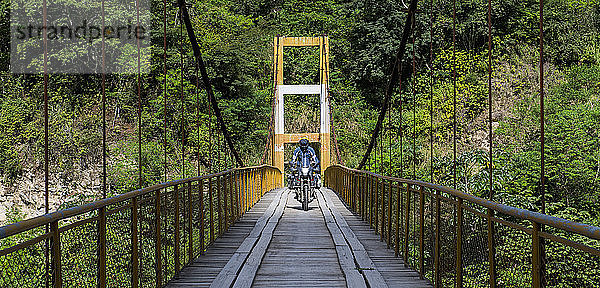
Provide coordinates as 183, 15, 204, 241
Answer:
288, 139, 320, 201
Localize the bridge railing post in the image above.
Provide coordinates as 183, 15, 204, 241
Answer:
250, 170, 254, 207
261, 169, 264, 197
419, 186, 424, 278
236, 171, 241, 219
395, 181, 401, 257
243, 171, 247, 211
224, 174, 229, 231
217, 175, 222, 237
155, 188, 162, 287
456, 197, 463, 286
244, 170, 248, 211
387, 180, 393, 248
342, 171, 346, 201
404, 183, 410, 267
348, 171, 352, 204
434, 188, 441, 287
368, 174, 372, 226
380, 178, 385, 242
351, 172, 356, 211
132, 197, 139, 288
98, 206, 107, 288
254, 169, 258, 204
175, 184, 181, 276
377, 177, 381, 237
348, 172, 352, 207
360, 173, 365, 220
487, 208, 496, 287
188, 182, 193, 264
532, 221, 542, 288
229, 172, 234, 227
200, 178, 205, 255
335, 168, 339, 193
209, 177, 214, 243
50, 220, 62, 288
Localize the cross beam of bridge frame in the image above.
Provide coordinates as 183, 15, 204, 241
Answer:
271, 36, 331, 179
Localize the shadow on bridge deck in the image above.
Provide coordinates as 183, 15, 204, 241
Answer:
165, 188, 431, 288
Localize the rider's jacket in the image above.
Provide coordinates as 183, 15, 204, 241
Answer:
291, 146, 320, 172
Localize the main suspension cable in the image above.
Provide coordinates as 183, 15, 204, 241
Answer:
177, 0, 244, 167
357, 0, 420, 170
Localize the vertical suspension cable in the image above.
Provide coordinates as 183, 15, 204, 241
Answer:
452, 0, 457, 189
163, 0, 168, 182
539, 1, 547, 284
262, 36, 279, 165
378, 136, 382, 173
260, 36, 279, 164
487, 0, 493, 200
101, 0, 107, 199
539, 0, 545, 215
451, 3, 458, 284
42, 0, 49, 285
218, 129, 222, 171
322, 35, 343, 166
42, 0, 48, 219
196, 63, 201, 176
223, 130, 226, 169
429, 0, 435, 281
180, 10, 185, 179
411, 12, 417, 180
399, 62, 404, 178
380, 130, 384, 173
487, 0, 497, 286
207, 76, 212, 173
388, 84, 392, 175
429, 0, 434, 184
374, 137, 378, 172
136, 0, 142, 188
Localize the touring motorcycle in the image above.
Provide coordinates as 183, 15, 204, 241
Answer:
288, 156, 319, 211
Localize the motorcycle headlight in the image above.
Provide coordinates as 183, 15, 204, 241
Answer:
301, 167, 310, 175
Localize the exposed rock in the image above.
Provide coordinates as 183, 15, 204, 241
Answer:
0, 167, 103, 226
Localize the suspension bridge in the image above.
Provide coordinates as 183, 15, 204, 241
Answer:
1, 0, 600, 287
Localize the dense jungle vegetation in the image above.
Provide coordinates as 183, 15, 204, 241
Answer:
0, 0, 599, 230
1, 0, 600, 286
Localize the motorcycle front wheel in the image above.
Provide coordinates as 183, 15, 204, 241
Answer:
302, 183, 309, 211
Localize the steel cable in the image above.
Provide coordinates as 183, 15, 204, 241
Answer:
357, 0, 419, 170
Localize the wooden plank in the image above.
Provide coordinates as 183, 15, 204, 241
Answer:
319, 188, 389, 288
253, 191, 347, 288
168, 186, 431, 288
232, 190, 289, 288
316, 190, 367, 288
335, 246, 367, 288
165, 189, 282, 288
323, 188, 432, 288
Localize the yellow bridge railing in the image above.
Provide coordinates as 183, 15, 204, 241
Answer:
325, 165, 600, 287
0, 165, 282, 288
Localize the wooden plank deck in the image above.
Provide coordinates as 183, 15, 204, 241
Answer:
165, 187, 431, 288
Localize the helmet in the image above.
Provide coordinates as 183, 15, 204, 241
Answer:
299, 139, 309, 152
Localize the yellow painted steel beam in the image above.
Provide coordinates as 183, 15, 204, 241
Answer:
281, 37, 321, 46
271, 36, 331, 181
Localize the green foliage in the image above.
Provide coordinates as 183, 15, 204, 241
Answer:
1, 0, 600, 285
0, 78, 39, 178
502, 64, 600, 218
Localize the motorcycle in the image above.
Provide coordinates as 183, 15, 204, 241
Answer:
288, 156, 319, 211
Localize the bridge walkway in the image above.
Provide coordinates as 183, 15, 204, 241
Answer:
165, 188, 431, 288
